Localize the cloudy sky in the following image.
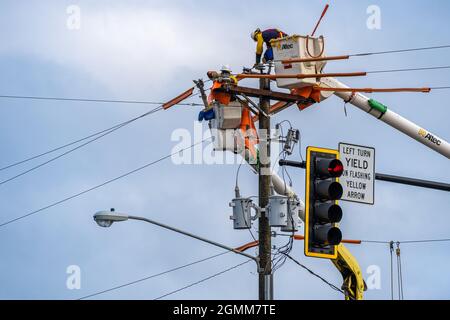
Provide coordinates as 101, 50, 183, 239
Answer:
0, 0, 449, 300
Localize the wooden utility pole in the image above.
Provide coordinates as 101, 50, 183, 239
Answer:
258, 75, 272, 300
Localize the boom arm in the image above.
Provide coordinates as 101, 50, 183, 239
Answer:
321, 78, 450, 159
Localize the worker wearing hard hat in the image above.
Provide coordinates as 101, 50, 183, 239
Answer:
251, 28, 288, 66
199, 65, 238, 121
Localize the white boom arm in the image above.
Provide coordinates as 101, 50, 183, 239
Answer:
321, 78, 450, 159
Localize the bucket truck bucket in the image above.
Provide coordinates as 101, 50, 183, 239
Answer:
271, 35, 326, 89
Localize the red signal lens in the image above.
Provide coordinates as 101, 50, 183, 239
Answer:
328, 159, 344, 177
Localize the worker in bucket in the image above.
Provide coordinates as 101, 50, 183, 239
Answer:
198, 65, 238, 121
251, 28, 288, 66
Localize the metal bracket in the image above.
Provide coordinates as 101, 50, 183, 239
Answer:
193, 79, 209, 109
240, 93, 268, 117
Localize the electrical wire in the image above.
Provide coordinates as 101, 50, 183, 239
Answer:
361, 238, 450, 244
0, 138, 209, 228
153, 259, 252, 300
0, 106, 163, 185
389, 241, 394, 301
0, 94, 203, 106
367, 65, 450, 74
284, 254, 349, 298
401, 238, 450, 244
395, 242, 404, 300
350, 44, 450, 57
0, 86, 210, 184
360, 240, 392, 244
78, 251, 229, 300
0, 88, 207, 173
430, 86, 450, 90
0, 121, 129, 172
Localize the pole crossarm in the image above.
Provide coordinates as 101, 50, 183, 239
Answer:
215, 84, 315, 104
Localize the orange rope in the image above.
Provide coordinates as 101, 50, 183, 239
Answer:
235, 241, 259, 252
294, 235, 361, 245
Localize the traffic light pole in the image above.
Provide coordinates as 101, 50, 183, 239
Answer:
279, 160, 450, 192
258, 76, 272, 300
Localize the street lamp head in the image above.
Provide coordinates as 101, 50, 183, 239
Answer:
93, 209, 129, 228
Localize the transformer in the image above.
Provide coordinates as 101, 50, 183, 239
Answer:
281, 197, 301, 232
229, 197, 255, 230
267, 194, 289, 227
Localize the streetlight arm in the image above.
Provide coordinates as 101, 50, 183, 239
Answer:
127, 216, 259, 265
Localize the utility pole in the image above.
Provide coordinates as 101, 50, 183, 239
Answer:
258, 72, 272, 300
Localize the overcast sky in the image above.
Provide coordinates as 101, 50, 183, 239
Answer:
0, 0, 449, 300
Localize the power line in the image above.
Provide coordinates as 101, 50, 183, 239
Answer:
0, 139, 209, 228
0, 106, 163, 185
400, 238, 450, 244
367, 65, 450, 74
361, 238, 450, 245
0, 121, 126, 172
284, 254, 348, 298
389, 241, 394, 300
395, 242, 404, 300
0, 90, 205, 173
154, 259, 252, 300
351, 44, 450, 57
431, 86, 450, 90
0, 94, 203, 106
360, 240, 391, 244
78, 251, 229, 300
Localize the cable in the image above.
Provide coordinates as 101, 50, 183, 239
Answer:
351, 44, 450, 57
361, 238, 450, 244
0, 138, 209, 228
0, 106, 163, 185
78, 251, 229, 300
389, 241, 394, 300
400, 238, 450, 244
367, 65, 450, 74
360, 240, 391, 244
0, 94, 203, 106
0, 88, 206, 173
395, 242, 404, 300
0, 121, 127, 172
284, 254, 349, 298
153, 259, 252, 300
431, 86, 450, 90
397, 245, 404, 300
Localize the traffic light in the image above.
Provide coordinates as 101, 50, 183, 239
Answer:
305, 146, 344, 259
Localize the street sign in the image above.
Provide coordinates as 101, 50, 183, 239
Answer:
338, 143, 375, 205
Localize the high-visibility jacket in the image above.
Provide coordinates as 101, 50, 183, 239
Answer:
255, 29, 287, 63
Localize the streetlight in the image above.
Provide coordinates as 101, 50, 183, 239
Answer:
93, 209, 259, 265
94, 209, 128, 227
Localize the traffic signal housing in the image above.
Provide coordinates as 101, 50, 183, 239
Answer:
305, 147, 344, 259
